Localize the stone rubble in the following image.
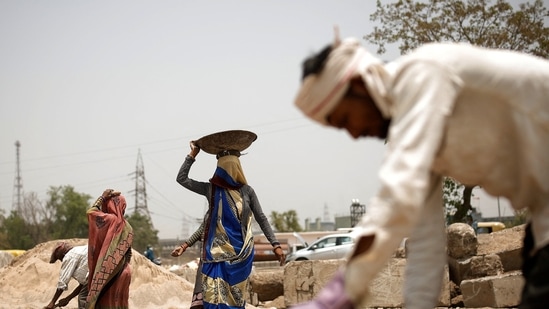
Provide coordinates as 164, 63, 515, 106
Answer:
249, 223, 525, 309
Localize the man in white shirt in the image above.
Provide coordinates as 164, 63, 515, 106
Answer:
44, 242, 89, 309
293, 34, 549, 309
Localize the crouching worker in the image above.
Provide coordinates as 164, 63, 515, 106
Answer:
293, 32, 549, 309
44, 242, 88, 309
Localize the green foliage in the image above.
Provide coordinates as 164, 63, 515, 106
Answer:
366, 0, 549, 58
0, 211, 34, 250
0, 186, 91, 249
46, 186, 91, 239
507, 208, 529, 227
0, 187, 160, 253
270, 210, 303, 232
443, 177, 464, 222
0, 211, 7, 249
365, 0, 549, 224
126, 211, 159, 254
442, 180, 476, 225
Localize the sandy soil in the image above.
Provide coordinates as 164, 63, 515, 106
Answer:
0, 238, 195, 309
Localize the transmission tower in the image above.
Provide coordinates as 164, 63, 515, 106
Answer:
323, 203, 330, 222
12, 140, 23, 212
132, 149, 152, 222
350, 199, 366, 227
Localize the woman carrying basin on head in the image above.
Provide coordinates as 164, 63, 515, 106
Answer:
176, 130, 286, 309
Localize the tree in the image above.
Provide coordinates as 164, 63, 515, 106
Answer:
443, 177, 464, 223
126, 211, 159, 255
366, 0, 549, 58
1, 191, 62, 249
270, 210, 303, 232
365, 0, 549, 222
508, 208, 528, 226
46, 186, 91, 240
20, 192, 53, 244
0, 210, 8, 249
443, 178, 477, 224
1, 211, 34, 249
0, 186, 93, 249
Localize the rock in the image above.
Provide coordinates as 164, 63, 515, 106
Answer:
262, 295, 285, 309
448, 253, 504, 287
461, 270, 524, 307
283, 259, 345, 305
447, 223, 477, 259
477, 224, 524, 272
250, 267, 284, 302
450, 294, 464, 307
448, 256, 472, 285
283, 259, 450, 308
280, 224, 526, 309
469, 254, 504, 278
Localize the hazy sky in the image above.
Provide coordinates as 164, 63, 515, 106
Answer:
0, 1, 515, 239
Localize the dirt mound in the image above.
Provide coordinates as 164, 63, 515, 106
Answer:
0, 239, 193, 309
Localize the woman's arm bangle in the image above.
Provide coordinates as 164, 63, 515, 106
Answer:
92, 196, 104, 209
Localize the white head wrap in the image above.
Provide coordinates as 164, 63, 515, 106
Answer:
294, 38, 385, 125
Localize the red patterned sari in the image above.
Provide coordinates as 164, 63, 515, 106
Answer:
87, 195, 134, 309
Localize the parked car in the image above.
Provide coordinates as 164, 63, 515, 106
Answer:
285, 233, 356, 263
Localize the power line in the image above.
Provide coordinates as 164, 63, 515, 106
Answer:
0, 117, 310, 167
0, 118, 314, 218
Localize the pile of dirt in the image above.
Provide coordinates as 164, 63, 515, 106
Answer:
0, 238, 194, 309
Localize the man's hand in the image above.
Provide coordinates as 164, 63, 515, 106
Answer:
56, 297, 70, 307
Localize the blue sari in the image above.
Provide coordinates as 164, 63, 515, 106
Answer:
201, 163, 255, 309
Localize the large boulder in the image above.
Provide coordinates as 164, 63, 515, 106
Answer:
283, 259, 345, 305
447, 223, 478, 259
249, 266, 284, 302
447, 223, 480, 285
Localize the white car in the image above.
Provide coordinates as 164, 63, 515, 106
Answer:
285, 233, 356, 263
